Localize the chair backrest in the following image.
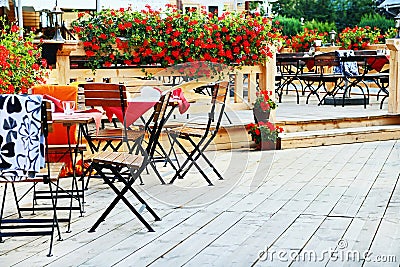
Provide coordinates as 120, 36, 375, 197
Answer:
41, 100, 53, 182
31, 85, 78, 145
83, 83, 128, 115
31, 84, 78, 103
208, 81, 229, 133
314, 52, 340, 68
147, 91, 172, 156
41, 100, 53, 137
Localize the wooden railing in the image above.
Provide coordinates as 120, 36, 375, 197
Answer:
48, 41, 276, 111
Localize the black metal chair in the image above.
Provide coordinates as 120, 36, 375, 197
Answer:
85, 87, 162, 232
0, 95, 64, 257
167, 81, 229, 186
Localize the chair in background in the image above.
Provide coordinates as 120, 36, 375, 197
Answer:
0, 95, 64, 257
82, 83, 145, 153
167, 81, 229, 186
31, 85, 85, 176
83, 83, 172, 186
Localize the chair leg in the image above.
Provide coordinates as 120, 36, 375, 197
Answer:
11, 183, 22, 218
0, 181, 62, 256
89, 163, 158, 232
148, 161, 166, 184
47, 180, 62, 257
84, 161, 94, 190
182, 137, 223, 180
169, 135, 213, 186
0, 184, 7, 243
164, 133, 181, 169
109, 167, 160, 221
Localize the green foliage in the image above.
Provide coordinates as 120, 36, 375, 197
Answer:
333, 0, 377, 30
359, 13, 395, 34
273, 15, 302, 37
303, 20, 337, 34
273, 0, 378, 31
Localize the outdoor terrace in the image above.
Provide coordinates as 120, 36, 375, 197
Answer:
1, 96, 399, 266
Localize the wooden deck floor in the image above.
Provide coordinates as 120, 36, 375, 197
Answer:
1, 139, 399, 266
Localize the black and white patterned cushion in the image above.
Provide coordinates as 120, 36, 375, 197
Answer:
0, 94, 44, 181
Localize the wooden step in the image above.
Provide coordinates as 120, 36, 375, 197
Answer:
280, 125, 400, 149
278, 114, 400, 133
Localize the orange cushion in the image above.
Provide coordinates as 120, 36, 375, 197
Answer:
31, 85, 78, 145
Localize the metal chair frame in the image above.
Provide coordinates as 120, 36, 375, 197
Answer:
0, 99, 63, 257
168, 81, 229, 186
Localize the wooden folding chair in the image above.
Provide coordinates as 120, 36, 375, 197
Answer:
0, 95, 64, 257
167, 81, 229, 185
82, 84, 161, 232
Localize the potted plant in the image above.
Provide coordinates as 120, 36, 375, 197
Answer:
0, 18, 48, 94
246, 121, 283, 150
288, 28, 327, 52
253, 90, 276, 123
338, 26, 381, 50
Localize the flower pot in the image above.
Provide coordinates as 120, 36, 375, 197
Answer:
253, 108, 270, 123
255, 140, 276, 150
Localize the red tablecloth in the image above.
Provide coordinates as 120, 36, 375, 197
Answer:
367, 55, 389, 72
104, 88, 190, 126
104, 101, 158, 126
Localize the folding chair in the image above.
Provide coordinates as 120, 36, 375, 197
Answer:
29, 85, 86, 230
167, 81, 229, 185
0, 95, 64, 257
85, 87, 161, 232
83, 83, 171, 187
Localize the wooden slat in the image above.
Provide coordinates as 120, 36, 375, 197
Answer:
84, 90, 123, 99
95, 129, 144, 140
215, 81, 229, 103
27, 163, 65, 182
114, 153, 143, 168
93, 151, 143, 168
85, 98, 122, 107
93, 151, 117, 163
83, 83, 127, 108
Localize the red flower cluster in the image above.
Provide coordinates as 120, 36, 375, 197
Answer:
288, 28, 327, 52
72, 5, 274, 71
254, 90, 276, 112
339, 26, 381, 50
0, 19, 48, 94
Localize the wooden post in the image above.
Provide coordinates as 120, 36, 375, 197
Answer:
259, 48, 277, 121
385, 39, 400, 114
234, 71, 244, 103
56, 41, 78, 85
248, 72, 257, 104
